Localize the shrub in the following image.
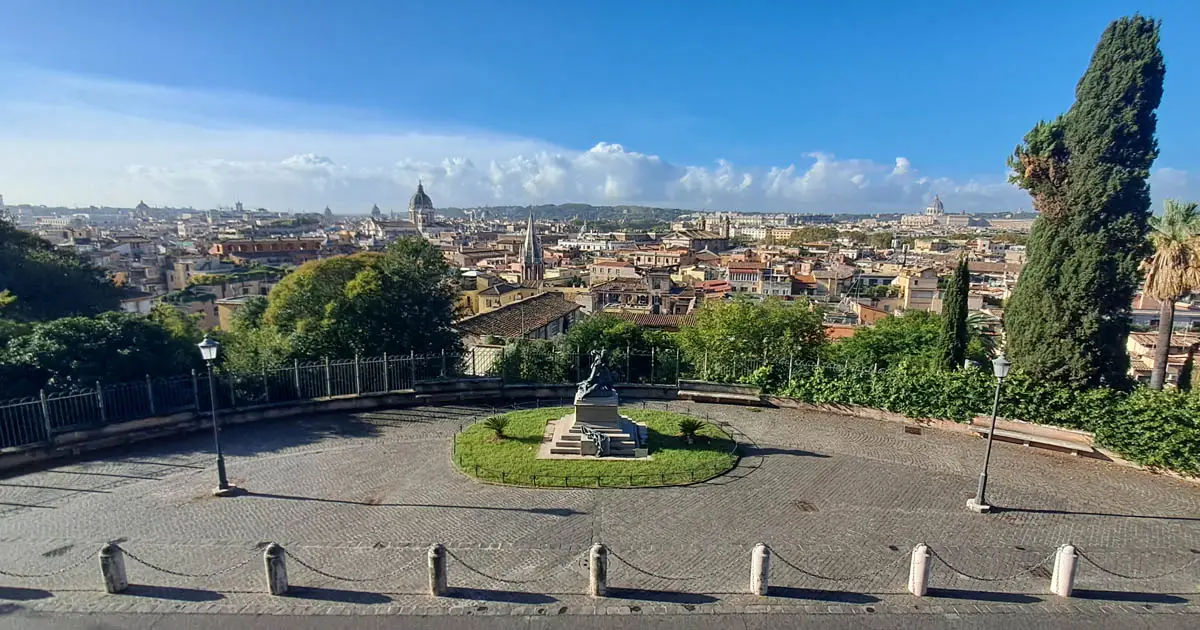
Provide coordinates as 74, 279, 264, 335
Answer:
482, 416, 511, 439
677, 417, 705, 444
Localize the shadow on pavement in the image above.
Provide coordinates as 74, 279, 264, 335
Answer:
241, 491, 584, 516
285, 587, 392, 604
1072, 590, 1188, 604
994, 507, 1200, 522
927, 588, 1041, 603
0, 586, 53, 601
123, 585, 224, 602
741, 446, 829, 458
447, 588, 557, 604
604, 588, 719, 604
768, 587, 880, 603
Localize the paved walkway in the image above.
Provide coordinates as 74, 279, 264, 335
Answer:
0, 401, 1195, 622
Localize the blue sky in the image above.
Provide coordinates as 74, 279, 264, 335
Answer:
0, 0, 1196, 213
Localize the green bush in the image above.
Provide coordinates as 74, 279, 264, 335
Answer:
483, 416, 511, 439
775, 361, 1199, 476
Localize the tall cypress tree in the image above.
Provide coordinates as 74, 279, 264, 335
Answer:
940, 257, 970, 370
1005, 15, 1164, 388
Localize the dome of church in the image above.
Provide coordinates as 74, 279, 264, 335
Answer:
409, 182, 434, 210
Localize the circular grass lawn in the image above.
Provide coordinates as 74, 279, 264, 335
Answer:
453, 406, 737, 488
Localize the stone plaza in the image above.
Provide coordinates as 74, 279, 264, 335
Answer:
0, 400, 1195, 624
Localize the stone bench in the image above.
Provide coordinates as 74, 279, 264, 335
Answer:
676, 380, 763, 405
968, 417, 1095, 456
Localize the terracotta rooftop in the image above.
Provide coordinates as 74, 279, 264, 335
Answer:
455, 293, 581, 338
610, 311, 698, 330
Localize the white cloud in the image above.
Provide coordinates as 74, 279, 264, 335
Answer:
0, 67, 1192, 214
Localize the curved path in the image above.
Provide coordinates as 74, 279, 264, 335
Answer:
0, 401, 1194, 622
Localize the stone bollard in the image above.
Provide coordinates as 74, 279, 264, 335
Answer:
750, 543, 770, 596
428, 544, 448, 596
263, 543, 288, 596
98, 543, 128, 594
907, 543, 931, 596
588, 543, 608, 597
1050, 544, 1077, 597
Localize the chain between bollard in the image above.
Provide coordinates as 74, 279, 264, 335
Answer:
444, 548, 585, 585
928, 548, 1057, 583
284, 549, 424, 583
1075, 549, 1200, 581
606, 549, 746, 581
768, 546, 907, 582
121, 547, 256, 579
0, 552, 94, 579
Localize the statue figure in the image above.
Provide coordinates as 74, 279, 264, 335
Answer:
576, 349, 618, 400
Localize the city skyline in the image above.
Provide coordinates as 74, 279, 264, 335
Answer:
1, 1, 1197, 212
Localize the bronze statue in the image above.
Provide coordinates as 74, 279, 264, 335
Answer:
577, 349, 617, 399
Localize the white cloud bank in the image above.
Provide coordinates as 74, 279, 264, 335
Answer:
0, 68, 1192, 213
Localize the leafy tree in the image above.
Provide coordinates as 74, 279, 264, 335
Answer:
867, 231, 896, 250
678, 297, 825, 381
787, 226, 839, 245
148, 304, 204, 345
825, 311, 943, 369
1140, 199, 1200, 389
1005, 16, 1165, 388
0, 219, 123, 321
0, 312, 200, 397
940, 258, 970, 370
262, 238, 458, 360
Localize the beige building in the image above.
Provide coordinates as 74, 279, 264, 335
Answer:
588, 260, 639, 285
897, 267, 939, 312
1127, 331, 1200, 387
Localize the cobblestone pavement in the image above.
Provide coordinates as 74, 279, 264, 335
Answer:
0, 401, 1195, 621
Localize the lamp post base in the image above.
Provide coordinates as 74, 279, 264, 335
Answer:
965, 497, 992, 513
212, 485, 243, 498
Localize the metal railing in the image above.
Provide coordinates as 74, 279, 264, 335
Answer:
0, 351, 473, 451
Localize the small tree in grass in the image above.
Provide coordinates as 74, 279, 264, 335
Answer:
677, 417, 705, 444
483, 416, 510, 440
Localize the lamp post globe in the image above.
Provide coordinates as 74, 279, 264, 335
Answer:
197, 336, 236, 496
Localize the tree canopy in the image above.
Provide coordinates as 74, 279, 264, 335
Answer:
678, 297, 825, 381
0, 218, 123, 321
1005, 15, 1165, 388
940, 258, 970, 370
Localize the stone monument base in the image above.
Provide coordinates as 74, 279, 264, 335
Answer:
537, 412, 650, 460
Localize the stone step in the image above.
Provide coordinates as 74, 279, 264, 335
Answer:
568, 426, 629, 434
550, 447, 582, 455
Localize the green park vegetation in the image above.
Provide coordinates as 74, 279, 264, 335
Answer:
453, 407, 736, 487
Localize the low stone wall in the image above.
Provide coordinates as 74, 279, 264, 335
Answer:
0, 379, 683, 473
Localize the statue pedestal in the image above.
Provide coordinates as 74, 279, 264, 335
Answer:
573, 394, 621, 429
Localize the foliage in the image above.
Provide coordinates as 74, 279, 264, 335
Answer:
866, 231, 896, 250
676, 417, 705, 443
219, 296, 292, 374
1093, 389, 1200, 475
488, 339, 569, 384
563, 312, 676, 357
940, 258, 970, 370
0, 312, 201, 397
786, 226, 839, 245
1005, 16, 1165, 389
1140, 199, 1200, 389
261, 238, 459, 360
0, 219, 123, 321
773, 360, 1198, 475
454, 407, 736, 487
482, 415, 511, 439
148, 304, 204, 345
678, 297, 825, 382
823, 311, 943, 369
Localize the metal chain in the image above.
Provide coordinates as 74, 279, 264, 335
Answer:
0, 552, 93, 579
445, 548, 583, 585
1076, 550, 1200, 581
122, 548, 255, 579
929, 548, 1056, 583
607, 549, 745, 582
285, 549, 423, 583
769, 547, 905, 582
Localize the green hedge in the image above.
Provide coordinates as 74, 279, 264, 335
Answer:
763, 363, 1198, 476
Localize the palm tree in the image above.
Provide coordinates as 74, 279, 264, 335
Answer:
1142, 200, 1200, 390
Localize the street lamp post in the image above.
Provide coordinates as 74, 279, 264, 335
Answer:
198, 336, 237, 497
967, 354, 1011, 513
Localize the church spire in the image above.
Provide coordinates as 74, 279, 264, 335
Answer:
519, 209, 544, 282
